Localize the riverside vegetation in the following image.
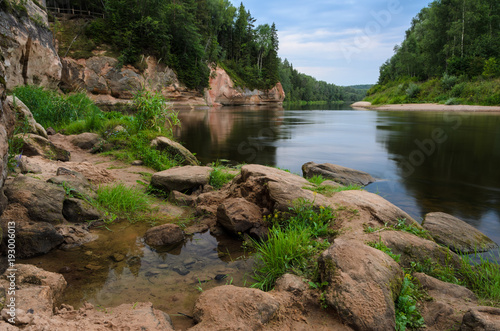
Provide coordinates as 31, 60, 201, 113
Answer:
7, 85, 500, 329
366, 0, 500, 106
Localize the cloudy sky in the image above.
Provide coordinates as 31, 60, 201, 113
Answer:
228, 0, 431, 86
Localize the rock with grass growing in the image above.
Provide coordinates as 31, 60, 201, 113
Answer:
48, 171, 97, 201
144, 223, 185, 247
151, 166, 212, 194
151, 136, 198, 166
422, 212, 498, 253
5, 176, 66, 224
7, 95, 48, 138
15, 133, 70, 161
216, 198, 262, 235
62, 198, 102, 223
318, 239, 403, 331
302, 161, 375, 186
191, 285, 280, 330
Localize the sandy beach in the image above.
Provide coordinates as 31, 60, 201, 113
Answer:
351, 101, 500, 112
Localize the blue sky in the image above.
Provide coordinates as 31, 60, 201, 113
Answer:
228, 0, 431, 86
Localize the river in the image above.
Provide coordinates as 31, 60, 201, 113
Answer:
174, 104, 500, 244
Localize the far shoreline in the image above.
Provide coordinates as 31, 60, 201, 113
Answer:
351, 101, 500, 112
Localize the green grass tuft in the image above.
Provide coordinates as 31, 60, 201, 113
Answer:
209, 166, 237, 189
95, 183, 152, 222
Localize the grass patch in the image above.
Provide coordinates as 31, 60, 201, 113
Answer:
251, 199, 336, 291
209, 166, 238, 189
459, 252, 500, 306
95, 183, 152, 222
364, 218, 432, 240
304, 175, 363, 197
367, 238, 401, 263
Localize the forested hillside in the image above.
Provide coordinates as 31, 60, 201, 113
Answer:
47, 0, 279, 91
367, 0, 500, 105
279, 59, 366, 103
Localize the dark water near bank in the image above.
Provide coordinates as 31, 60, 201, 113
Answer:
175, 105, 500, 244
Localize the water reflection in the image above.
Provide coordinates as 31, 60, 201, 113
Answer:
376, 111, 500, 228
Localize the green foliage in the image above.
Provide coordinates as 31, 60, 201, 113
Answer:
12, 86, 100, 130
395, 274, 426, 331
405, 83, 420, 99
393, 219, 432, 240
441, 73, 458, 90
209, 165, 237, 189
252, 199, 336, 291
459, 252, 500, 306
367, 239, 401, 263
133, 89, 180, 133
483, 57, 500, 78
304, 175, 363, 197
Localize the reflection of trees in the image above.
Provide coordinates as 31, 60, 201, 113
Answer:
176, 107, 287, 165
376, 112, 500, 223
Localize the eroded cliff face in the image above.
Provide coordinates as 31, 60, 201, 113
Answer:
0, 0, 62, 89
205, 66, 285, 107
61, 56, 207, 108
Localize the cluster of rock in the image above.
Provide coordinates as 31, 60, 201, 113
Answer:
147, 162, 500, 330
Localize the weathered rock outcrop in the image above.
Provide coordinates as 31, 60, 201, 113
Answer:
423, 212, 498, 253
217, 198, 262, 235
151, 136, 198, 166
205, 66, 285, 106
6, 96, 48, 138
61, 56, 206, 106
319, 239, 403, 331
0, 1, 61, 89
302, 162, 375, 186
461, 306, 500, 331
15, 133, 70, 161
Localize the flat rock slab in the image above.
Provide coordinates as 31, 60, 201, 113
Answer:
462, 306, 500, 331
151, 136, 198, 166
423, 212, 498, 253
151, 166, 212, 193
318, 239, 403, 331
302, 161, 375, 186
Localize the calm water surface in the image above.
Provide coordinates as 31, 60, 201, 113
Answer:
175, 105, 500, 243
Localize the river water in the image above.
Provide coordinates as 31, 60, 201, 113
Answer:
175, 104, 500, 244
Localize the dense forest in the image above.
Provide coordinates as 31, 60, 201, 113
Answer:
45, 0, 365, 103
279, 59, 367, 103
366, 0, 500, 105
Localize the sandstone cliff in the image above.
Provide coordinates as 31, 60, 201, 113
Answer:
205, 66, 285, 107
0, 0, 61, 89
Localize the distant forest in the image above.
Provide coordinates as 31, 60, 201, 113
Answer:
378, 0, 500, 83
45, 0, 364, 103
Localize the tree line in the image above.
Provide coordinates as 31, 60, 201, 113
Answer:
47, 0, 279, 91
378, 0, 500, 84
279, 59, 367, 103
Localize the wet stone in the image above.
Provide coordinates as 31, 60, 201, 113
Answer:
110, 253, 126, 262
173, 266, 190, 276
85, 264, 102, 271
184, 258, 196, 267
158, 264, 170, 269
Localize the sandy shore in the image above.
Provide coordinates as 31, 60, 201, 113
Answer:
351, 101, 500, 112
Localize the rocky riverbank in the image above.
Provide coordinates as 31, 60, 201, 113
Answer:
1, 96, 500, 329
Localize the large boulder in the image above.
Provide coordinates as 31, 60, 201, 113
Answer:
62, 198, 101, 223
18, 155, 42, 174
414, 273, 478, 330
5, 176, 65, 224
216, 198, 262, 234
70, 132, 103, 150
366, 230, 462, 269
302, 162, 375, 186
15, 133, 70, 161
144, 223, 185, 247
6, 96, 48, 138
151, 136, 198, 166
48, 169, 97, 200
151, 166, 212, 194
191, 285, 280, 330
0, 2, 62, 90
423, 212, 498, 253
319, 239, 403, 331
11, 221, 64, 258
